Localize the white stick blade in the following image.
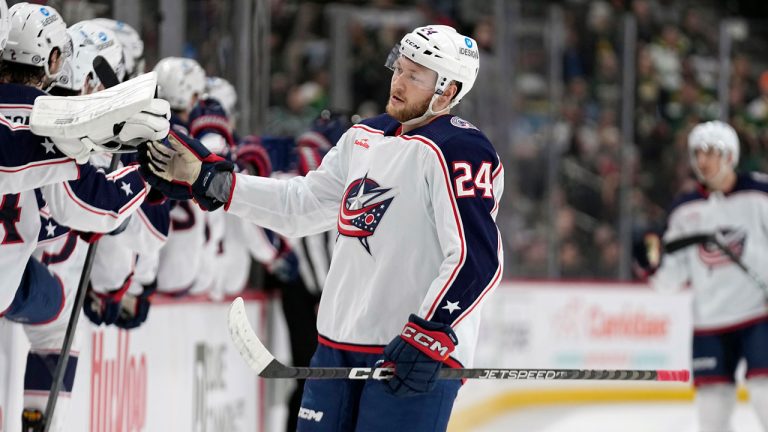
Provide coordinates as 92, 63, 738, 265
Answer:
228, 297, 275, 375
30, 72, 157, 138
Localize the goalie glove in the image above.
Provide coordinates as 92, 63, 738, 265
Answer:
52, 99, 171, 163
381, 314, 458, 397
140, 130, 234, 211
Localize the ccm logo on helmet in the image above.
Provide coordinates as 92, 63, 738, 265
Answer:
401, 325, 452, 359
404, 37, 420, 50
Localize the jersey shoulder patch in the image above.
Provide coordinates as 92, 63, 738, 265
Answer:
449, 116, 478, 130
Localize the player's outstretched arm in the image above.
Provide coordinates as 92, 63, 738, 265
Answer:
140, 129, 345, 237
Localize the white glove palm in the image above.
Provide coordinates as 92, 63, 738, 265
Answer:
117, 99, 171, 144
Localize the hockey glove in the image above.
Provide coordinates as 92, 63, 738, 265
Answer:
382, 314, 458, 397
137, 141, 194, 201
83, 287, 126, 326
142, 131, 234, 211
632, 231, 662, 279
115, 284, 156, 330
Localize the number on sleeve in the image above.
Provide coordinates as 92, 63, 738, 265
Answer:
452, 162, 494, 199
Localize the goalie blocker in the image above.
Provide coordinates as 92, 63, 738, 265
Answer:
29, 71, 170, 163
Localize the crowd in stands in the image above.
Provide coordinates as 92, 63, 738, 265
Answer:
145, 0, 767, 279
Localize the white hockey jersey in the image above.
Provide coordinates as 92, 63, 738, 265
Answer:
0, 84, 147, 312
225, 114, 504, 367
652, 173, 768, 331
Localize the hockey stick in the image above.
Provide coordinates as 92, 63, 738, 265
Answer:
43, 57, 123, 432
663, 234, 711, 254
227, 298, 690, 382
663, 233, 768, 296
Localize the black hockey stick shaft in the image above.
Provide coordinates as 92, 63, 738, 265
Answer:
663, 234, 711, 254
709, 236, 768, 296
227, 297, 690, 383
663, 233, 768, 296
256, 359, 689, 382
43, 56, 121, 432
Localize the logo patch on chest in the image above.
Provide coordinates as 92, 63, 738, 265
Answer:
337, 174, 394, 254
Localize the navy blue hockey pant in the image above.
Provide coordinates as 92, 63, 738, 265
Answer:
297, 343, 461, 432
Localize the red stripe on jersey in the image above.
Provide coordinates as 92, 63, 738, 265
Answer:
0, 157, 73, 173
224, 171, 238, 211
317, 334, 385, 354
106, 165, 139, 180
350, 124, 385, 136
401, 134, 467, 320
62, 181, 146, 219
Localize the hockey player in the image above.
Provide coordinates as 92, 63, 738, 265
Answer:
150, 57, 209, 297
88, 18, 145, 80
0, 5, 168, 430
141, 25, 503, 431
650, 121, 768, 432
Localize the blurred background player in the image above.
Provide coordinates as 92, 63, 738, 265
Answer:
152, 56, 208, 298
650, 120, 768, 432
88, 18, 144, 80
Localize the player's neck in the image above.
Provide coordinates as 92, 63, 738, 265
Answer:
400, 111, 450, 134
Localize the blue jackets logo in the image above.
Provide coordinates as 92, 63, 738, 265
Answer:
337, 174, 394, 255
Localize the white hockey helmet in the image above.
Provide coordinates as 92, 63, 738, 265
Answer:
385, 25, 479, 118
0, 1, 10, 57
57, 21, 125, 93
3, 3, 72, 80
687, 120, 740, 182
205, 76, 237, 118
154, 56, 206, 112
89, 18, 144, 79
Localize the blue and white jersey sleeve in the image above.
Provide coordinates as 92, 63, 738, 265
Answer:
418, 133, 504, 327
0, 109, 78, 194
41, 164, 148, 233
226, 134, 350, 238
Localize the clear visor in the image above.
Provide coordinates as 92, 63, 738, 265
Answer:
384, 44, 438, 92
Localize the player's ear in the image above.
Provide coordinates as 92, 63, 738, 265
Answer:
435, 82, 458, 111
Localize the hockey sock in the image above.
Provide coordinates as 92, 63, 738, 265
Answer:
23, 351, 78, 432
696, 383, 737, 432
747, 376, 768, 431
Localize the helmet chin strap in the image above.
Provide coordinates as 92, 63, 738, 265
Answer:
401, 94, 450, 126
